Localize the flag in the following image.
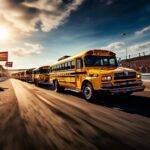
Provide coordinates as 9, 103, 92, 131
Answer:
0, 52, 8, 61
5, 61, 13, 67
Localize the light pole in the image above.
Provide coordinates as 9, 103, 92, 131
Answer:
126, 47, 128, 60
121, 33, 128, 60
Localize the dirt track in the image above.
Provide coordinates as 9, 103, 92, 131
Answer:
0, 79, 150, 150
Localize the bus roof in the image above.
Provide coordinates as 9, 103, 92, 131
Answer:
39, 65, 50, 69
52, 49, 115, 66
32, 65, 50, 71
26, 68, 35, 71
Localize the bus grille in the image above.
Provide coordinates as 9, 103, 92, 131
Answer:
114, 71, 136, 80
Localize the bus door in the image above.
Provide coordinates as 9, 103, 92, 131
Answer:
64, 61, 76, 88
75, 57, 85, 90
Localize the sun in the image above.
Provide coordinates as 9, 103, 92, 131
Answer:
0, 26, 9, 41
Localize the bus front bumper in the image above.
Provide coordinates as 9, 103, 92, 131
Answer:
99, 85, 145, 94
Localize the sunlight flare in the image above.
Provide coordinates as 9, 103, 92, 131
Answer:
0, 26, 9, 41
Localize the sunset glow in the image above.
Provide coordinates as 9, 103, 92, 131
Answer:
0, 26, 9, 41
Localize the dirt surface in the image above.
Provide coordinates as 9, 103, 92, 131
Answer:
0, 80, 34, 150
143, 80, 150, 91
0, 79, 150, 150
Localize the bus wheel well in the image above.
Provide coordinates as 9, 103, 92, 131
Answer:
81, 80, 92, 90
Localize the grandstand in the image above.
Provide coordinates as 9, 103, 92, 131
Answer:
120, 55, 150, 73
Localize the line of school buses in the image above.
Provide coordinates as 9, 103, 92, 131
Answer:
11, 49, 145, 101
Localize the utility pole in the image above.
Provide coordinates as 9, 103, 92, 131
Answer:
121, 33, 128, 60
126, 47, 128, 60
139, 53, 141, 57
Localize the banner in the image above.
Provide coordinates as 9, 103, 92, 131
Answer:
0, 52, 8, 61
5, 61, 13, 67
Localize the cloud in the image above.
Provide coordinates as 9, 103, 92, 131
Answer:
11, 42, 43, 56
101, 42, 125, 50
135, 25, 150, 36
128, 41, 150, 52
0, 0, 84, 35
101, 41, 150, 58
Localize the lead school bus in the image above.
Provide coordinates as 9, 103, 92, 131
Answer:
49, 49, 144, 101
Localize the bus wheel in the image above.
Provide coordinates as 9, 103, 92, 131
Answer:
82, 82, 95, 102
54, 80, 64, 92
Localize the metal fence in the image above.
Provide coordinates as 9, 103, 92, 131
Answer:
142, 73, 150, 80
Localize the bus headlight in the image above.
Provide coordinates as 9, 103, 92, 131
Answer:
101, 75, 112, 82
137, 74, 141, 79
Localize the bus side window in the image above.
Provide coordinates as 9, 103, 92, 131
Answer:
71, 60, 75, 69
62, 64, 64, 70
76, 58, 83, 69
49, 67, 52, 73
68, 61, 71, 69
65, 62, 68, 69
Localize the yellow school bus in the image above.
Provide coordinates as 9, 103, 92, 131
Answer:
11, 71, 26, 80
20, 71, 26, 81
11, 73, 19, 79
32, 66, 51, 86
25, 68, 35, 82
32, 68, 40, 85
50, 49, 144, 101
15, 72, 21, 80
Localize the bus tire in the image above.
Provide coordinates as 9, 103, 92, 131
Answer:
82, 82, 95, 102
54, 80, 64, 92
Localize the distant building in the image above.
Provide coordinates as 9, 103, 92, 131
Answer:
120, 55, 150, 73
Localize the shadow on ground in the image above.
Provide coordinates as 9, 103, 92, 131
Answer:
0, 87, 8, 91
0, 78, 9, 91
95, 94, 150, 118
38, 83, 150, 118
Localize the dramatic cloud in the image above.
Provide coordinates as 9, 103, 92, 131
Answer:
135, 26, 150, 36
102, 41, 150, 52
101, 42, 125, 50
128, 41, 150, 52
11, 42, 43, 56
0, 0, 84, 34
102, 41, 150, 58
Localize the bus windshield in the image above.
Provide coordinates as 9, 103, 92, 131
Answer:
40, 69, 50, 74
84, 55, 118, 67
26, 70, 33, 74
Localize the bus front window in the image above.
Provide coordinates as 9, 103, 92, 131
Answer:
40, 69, 50, 74
84, 55, 118, 67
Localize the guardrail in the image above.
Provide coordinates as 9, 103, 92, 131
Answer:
142, 73, 150, 80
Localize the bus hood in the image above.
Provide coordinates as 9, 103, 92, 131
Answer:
88, 67, 136, 75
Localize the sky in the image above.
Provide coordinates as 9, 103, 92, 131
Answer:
0, 0, 149, 69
